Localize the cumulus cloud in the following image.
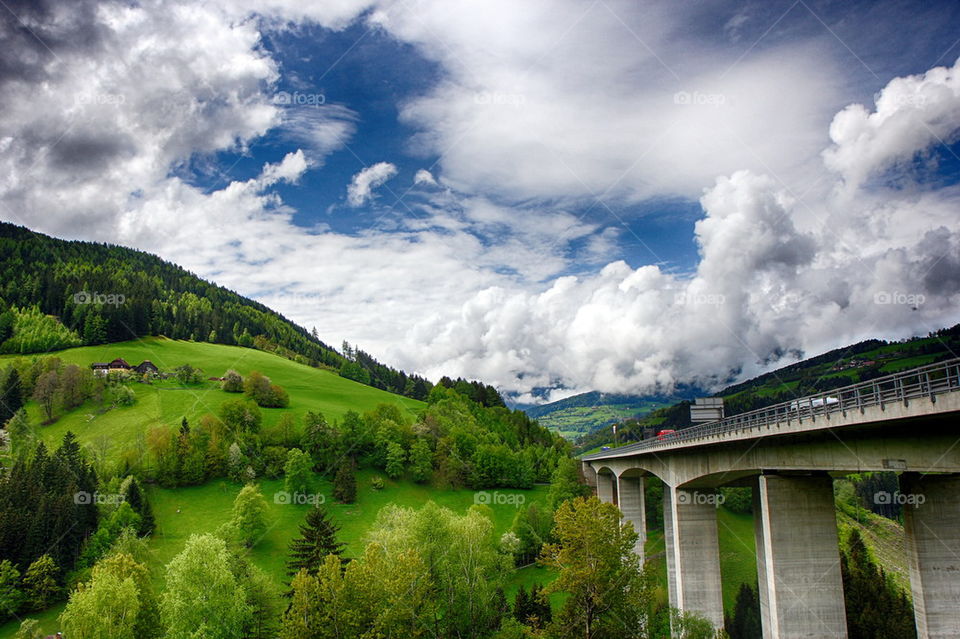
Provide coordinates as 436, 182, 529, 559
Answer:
413, 169, 438, 186
823, 57, 960, 187
389, 60, 960, 397
346, 162, 399, 207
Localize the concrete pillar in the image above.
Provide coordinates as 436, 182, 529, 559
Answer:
753, 475, 847, 639
663, 485, 724, 629
596, 471, 615, 504
581, 462, 597, 490
901, 473, 960, 639
618, 474, 646, 560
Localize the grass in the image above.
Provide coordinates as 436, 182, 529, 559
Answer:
878, 353, 940, 373
1, 337, 423, 462
643, 507, 758, 615
146, 470, 551, 588
0, 472, 551, 639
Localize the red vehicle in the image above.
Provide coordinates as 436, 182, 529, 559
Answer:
656, 429, 676, 440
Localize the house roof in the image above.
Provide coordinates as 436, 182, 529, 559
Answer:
91, 362, 109, 368
109, 358, 131, 367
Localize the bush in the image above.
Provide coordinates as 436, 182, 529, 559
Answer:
221, 370, 243, 393
111, 384, 136, 407
720, 487, 752, 514
370, 476, 385, 490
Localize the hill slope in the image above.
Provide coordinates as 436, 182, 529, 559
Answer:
0, 337, 423, 462
521, 391, 696, 439
0, 222, 431, 400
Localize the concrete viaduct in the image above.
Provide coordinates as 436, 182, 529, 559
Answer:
581, 358, 960, 639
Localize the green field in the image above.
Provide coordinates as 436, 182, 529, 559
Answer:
0, 470, 551, 638
1, 337, 423, 461
643, 507, 757, 615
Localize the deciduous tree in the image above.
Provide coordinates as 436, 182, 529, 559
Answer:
541, 497, 656, 639
161, 534, 251, 639
231, 484, 269, 548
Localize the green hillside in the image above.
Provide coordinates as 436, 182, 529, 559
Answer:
0, 337, 422, 462
0, 337, 567, 638
522, 391, 681, 439
0, 221, 433, 401
0, 470, 550, 639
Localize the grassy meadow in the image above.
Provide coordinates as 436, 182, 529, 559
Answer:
0, 337, 423, 462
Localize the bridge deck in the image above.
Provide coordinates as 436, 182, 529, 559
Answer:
582, 357, 960, 461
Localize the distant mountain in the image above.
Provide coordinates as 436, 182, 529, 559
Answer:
520, 389, 700, 439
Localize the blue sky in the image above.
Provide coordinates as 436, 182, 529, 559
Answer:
2, 0, 959, 400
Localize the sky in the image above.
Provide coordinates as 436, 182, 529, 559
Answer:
1, 0, 959, 403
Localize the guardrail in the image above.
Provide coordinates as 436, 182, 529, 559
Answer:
582, 357, 960, 460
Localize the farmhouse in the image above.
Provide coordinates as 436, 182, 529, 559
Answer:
134, 360, 159, 375
109, 358, 132, 371
91, 359, 160, 377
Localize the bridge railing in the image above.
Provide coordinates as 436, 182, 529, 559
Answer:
582, 357, 960, 459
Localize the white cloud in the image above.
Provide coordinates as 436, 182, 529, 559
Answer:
371, 0, 840, 204
823, 57, 960, 187
346, 162, 399, 207
259, 150, 310, 186
0, 0, 958, 403
388, 60, 960, 397
413, 169, 437, 186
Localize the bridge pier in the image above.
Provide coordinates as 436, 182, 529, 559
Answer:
753, 474, 847, 639
618, 474, 645, 560
596, 470, 616, 504
664, 486, 724, 629
901, 473, 960, 639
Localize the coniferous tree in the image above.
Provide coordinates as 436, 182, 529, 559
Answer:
528, 583, 552, 627
22, 555, 59, 611
0, 367, 23, 424
333, 460, 357, 504
841, 529, 916, 639
286, 506, 345, 577
513, 585, 531, 624
120, 475, 155, 535
725, 583, 761, 639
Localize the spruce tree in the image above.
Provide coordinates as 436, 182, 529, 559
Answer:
528, 583, 552, 627
332, 460, 356, 504
725, 583, 761, 639
286, 506, 345, 577
0, 367, 23, 425
120, 475, 155, 535
512, 585, 531, 624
